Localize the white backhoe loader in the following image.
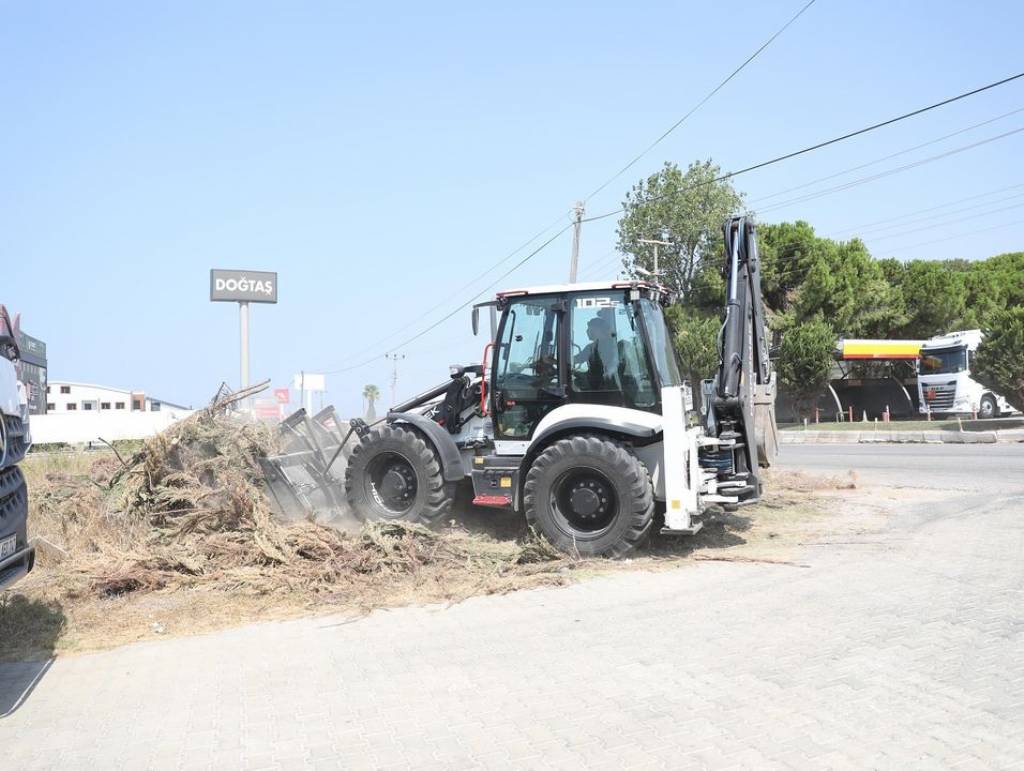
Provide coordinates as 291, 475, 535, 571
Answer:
263, 216, 778, 557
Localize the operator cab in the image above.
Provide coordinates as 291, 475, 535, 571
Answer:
486, 281, 683, 440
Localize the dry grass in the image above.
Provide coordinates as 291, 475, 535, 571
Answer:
3, 411, 858, 659
4, 407, 573, 659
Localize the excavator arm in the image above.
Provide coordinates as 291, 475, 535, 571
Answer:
705, 216, 779, 502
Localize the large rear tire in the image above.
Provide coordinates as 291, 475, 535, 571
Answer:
345, 424, 454, 526
523, 435, 654, 558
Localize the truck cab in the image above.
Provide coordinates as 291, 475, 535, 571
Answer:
0, 306, 33, 589
918, 329, 1015, 419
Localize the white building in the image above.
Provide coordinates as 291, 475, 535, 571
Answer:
32, 381, 194, 445
44, 381, 190, 415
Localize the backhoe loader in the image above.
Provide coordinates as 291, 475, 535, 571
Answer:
263, 216, 778, 557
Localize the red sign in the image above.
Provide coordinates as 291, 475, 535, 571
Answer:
273, 388, 290, 404
255, 402, 281, 419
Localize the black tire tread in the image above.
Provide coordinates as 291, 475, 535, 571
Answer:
523, 434, 654, 558
344, 424, 453, 526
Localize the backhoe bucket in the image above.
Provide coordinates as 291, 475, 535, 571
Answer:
260, 406, 366, 526
754, 381, 779, 467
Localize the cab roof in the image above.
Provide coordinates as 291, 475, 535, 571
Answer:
496, 280, 671, 300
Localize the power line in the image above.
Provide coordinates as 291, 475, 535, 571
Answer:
755, 125, 1024, 214
324, 224, 574, 375
861, 200, 1024, 242
583, 0, 818, 203
581, 71, 1024, 223
828, 182, 1024, 236
323, 213, 569, 374
578, 248, 622, 281
873, 217, 1024, 253
749, 105, 1024, 205
834, 189, 1024, 238
389, 225, 574, 353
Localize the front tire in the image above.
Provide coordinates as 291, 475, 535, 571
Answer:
523, 435, 654, 558
979, 394, 999, 419
345, 424, 453, 526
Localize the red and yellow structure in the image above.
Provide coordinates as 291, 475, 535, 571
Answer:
835, 339, 923, 361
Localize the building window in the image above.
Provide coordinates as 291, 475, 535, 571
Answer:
151, 401, 161, 412
46, 385, 50, 394
132, 400, 142, 411
101, 402, 111, 410
115, 402, 125, 410
67, 403, 77, 411
60, 385, 71, 394
83, 402, 93, 411
46, 402, 55, 411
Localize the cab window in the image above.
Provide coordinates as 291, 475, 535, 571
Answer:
493, 298, 561, 438
570, 293, 656, 409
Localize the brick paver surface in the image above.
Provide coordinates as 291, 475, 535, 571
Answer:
2, 445, 1023, 769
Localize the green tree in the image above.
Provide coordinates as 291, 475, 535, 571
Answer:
776, 318, 836, 419
756, 220, 819, 315
893, 260, 966, 338
973, 308, 1024, 412
616, 160, 743, 306
362, 384, 380, 421
793, 237, 904, 337
665, 306, 720, 403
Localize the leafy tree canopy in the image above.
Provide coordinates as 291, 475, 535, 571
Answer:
973, 307, 1024, 412
617, 160, 742, 304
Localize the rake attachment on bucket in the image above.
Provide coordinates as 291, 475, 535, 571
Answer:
260, 406, 369, 523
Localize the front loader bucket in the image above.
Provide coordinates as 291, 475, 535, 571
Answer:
261, 407, 367, 526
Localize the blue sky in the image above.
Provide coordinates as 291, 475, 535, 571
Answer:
4, 1, 1023, 416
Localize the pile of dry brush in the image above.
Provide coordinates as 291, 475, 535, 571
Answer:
29, 398, 566, 604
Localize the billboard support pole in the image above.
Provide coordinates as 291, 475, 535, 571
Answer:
240, 301, 250, 394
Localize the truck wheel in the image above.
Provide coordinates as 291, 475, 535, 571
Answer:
345, 425, 453, 526
523, 435, 654, 558
979, 394, 998, 419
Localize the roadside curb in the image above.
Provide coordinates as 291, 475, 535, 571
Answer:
780, 430, 1013, 445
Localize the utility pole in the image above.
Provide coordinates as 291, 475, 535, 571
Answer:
385, 353, 406, 407
568, 201, 584, 282
637, 237, 672, 280
239, 301, 250, 392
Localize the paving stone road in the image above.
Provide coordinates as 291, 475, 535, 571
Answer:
2, 444, 1023, 770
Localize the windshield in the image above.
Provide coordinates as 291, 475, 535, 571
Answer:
637, 299, 683, 387
920, 346, 968, 375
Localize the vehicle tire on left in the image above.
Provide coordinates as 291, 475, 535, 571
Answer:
344, 424, 454, 526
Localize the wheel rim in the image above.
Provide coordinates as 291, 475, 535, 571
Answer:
980, 400, 994, 418
549, 467, 619, 537
366, 452, 418, 515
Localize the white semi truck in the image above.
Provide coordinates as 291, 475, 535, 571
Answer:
918, 329, 1016, 419
0, 306, 33, 589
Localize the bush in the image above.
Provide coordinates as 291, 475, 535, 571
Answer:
777, 319, 835, 419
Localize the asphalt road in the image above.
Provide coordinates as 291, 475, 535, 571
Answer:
1, 443, 1022, 770
779, 442, 1024, 492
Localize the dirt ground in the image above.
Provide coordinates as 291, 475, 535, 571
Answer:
1, 448, 870, 661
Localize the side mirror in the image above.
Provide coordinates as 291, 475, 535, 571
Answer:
471, 306, 480, 336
